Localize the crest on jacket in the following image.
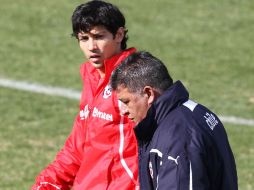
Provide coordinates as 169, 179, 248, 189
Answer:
149, 161, 154, 179
103, 85, 112, 99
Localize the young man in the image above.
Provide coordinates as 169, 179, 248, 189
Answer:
110, 51, 238, 190
31, 1, 138, 189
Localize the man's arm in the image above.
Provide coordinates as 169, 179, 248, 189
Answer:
31, 116, 84, 190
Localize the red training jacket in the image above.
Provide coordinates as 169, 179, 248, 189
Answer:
31, 48, 139, 190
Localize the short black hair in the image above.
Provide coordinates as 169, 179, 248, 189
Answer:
110, 51, 173, 93
71, 0, 128, 50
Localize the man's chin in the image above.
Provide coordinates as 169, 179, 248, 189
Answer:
90, 62, 104, 69
133, 119, 139, 124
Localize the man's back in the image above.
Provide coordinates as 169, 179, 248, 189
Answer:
135, 81, 237, 190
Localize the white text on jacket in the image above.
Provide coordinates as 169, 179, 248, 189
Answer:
80, 105, 113, 121
92, 107, 113, 121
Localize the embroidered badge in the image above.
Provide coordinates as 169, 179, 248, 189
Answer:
103, 85, 112, 99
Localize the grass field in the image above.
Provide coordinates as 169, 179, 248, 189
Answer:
0, 0, 253, 189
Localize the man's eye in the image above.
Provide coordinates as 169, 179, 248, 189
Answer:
79, 37, 88, 41
95, 35, 103, 39
122, 100, 129, 105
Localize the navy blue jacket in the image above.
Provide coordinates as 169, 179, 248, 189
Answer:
135, 81, 238, 190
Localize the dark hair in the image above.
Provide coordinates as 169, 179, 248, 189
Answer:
71, 0, 128, 50
110, 51, 173, 93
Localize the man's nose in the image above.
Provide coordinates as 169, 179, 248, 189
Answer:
88, 39, 97, 50
120, 103, 129, 115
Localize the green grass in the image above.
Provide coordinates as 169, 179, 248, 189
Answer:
0, 87, 77, 189
226, 124, 254, 189
0, 0, 253, 189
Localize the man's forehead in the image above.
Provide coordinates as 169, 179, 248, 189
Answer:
116, 85, 129, 94
116, 85, 140, 97
78, 26, 108, 35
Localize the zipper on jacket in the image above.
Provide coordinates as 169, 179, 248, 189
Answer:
138, 140, 144, 189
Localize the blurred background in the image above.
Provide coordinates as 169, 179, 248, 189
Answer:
0, 0, 253, 189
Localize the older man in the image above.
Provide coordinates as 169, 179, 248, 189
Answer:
110, 51, 238, 190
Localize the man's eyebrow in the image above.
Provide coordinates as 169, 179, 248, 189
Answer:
77, 33, 87, 37
91, 31, 106, 36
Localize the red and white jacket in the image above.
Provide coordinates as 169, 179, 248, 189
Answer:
31, 48, 139, 190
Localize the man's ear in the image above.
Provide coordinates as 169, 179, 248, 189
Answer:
115, 27, 125, 42
143, 86, 156, 106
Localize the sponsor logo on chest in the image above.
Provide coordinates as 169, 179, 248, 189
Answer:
79, 85, 114, 121
80, 105, 113, 121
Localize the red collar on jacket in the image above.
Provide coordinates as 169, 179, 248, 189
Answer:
80, 47, 136, 96
82, 47, 136, 82
86, 47, 136, 77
